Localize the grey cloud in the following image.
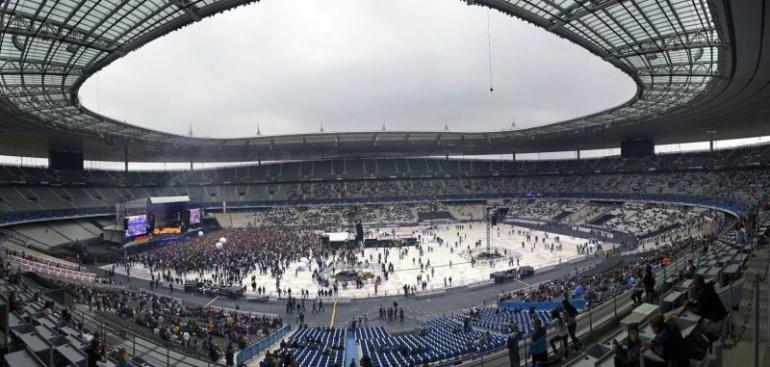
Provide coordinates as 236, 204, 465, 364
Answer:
80, 0, 636, 138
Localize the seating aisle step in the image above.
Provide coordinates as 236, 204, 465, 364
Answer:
345, 334, 359, 367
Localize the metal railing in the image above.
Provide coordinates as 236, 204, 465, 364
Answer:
70, 304, 227, 367
95, 309, 213, 360
18, 276, 229, 367
444, 239, 698, 367
753, 260, 770, 367
236, 324, 292, 365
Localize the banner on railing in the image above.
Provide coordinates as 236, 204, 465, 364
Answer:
209, 305, 279, 319
497, 299, 586, 312
466, 279, 495, 288
416, 288, 446, 297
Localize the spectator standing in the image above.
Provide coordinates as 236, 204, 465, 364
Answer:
686, 275, 727, 341
226, 341, 235, 366
643, 313, 689, 367
612, 324, 641, 367
529, 319, 548, 364
643, 265, 656, 303
562, 295, 581, 350
506, 322, 521, 367
631, 270, 645, 305
549, 308, 569, 357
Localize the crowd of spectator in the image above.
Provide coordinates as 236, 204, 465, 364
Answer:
3, 143, 769, 189
55, 279, 282, 359
283, 169, 770, 208
2, 170, 767, 367
507, 200, 585, 222
262, 208, 299, 226
380, 205, 416, 223
603, 205, 697, 236
301, 206, 342, 226
126, 228, 319, 289
498, 233, 713, 307
343, 206, 379, 224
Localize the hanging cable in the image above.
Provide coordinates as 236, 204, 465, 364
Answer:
487, 8, 494, 92
96, 72, 101, 113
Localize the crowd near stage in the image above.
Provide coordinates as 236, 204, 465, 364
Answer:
107, 221, 620, 300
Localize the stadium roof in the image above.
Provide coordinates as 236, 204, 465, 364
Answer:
0, 0, 768, 162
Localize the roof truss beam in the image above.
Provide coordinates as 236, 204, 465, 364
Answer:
638, 60, 719, 76
549, 0, 626, 29
613, 28, 720, 57
167, 0, 201, 22
1, 85, 67, 98
0, 57, 84, 75
1, 10, 116, 52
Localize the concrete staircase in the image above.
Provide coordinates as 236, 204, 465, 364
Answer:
737, 247, 770, 343
564, 205, 604, 225
447, 204, 484, 222
724, 246, 770, 367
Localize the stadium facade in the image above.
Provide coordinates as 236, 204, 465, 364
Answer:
1, 2, 770, 367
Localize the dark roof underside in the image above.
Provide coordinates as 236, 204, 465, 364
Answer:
0, 0, 769, 162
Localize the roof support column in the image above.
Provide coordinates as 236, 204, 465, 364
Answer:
706, 130, 717, 153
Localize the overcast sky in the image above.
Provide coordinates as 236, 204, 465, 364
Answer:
79, 0, 636, 138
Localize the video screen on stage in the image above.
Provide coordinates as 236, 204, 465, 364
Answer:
151, 202, 186, 228
188, 208, 201, 225
125, 215, 148, 237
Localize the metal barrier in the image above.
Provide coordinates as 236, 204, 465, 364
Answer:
754, 261, 770, 367
450, 239, 697, 367
81, 307, 226, 367
24, 284, 229, 367
236, 324, 292, 365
